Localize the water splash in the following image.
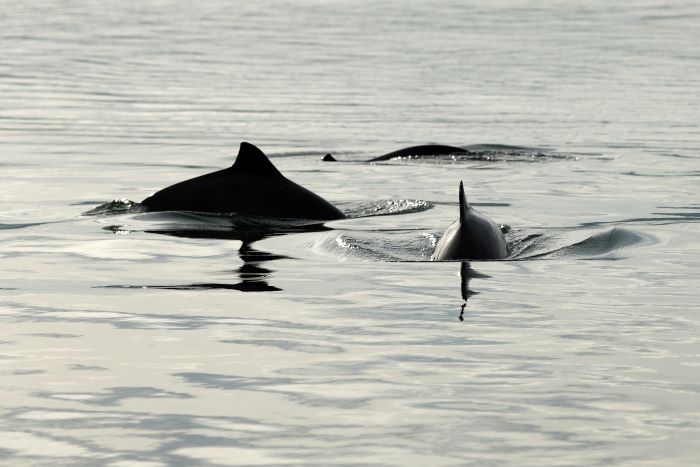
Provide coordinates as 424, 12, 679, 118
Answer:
339, 199, 433, 218
312, 227, 654, 263
82, 199, 139, 216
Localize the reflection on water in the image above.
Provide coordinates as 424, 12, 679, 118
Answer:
2, 0, 700, 465
223, 242, 282, 292
109, 241, 285, 292
145, 228, 289, 292
458, 262, 492, 322
102, 223, 328, 292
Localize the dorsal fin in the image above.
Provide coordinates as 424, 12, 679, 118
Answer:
231, 142, 282, 176
459, 180, 470, 224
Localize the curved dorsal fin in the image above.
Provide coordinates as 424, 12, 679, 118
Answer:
231, 142, 282, 176
459, 180, 470, 224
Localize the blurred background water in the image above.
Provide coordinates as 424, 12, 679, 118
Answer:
1, 0, 699, 465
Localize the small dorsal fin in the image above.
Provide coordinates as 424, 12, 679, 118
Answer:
231, 142, 282, 176
459, 180, 470, 224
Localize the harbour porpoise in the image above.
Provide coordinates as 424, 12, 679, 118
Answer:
368, 144, 470, 161
431, 181, 508, 261
322, 144, 470, 162
141, 142, 346, 220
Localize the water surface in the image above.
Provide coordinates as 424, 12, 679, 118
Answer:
1, 1, 699, 465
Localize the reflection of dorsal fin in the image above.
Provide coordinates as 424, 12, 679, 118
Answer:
459, 180, 470, 224
231, 142, 282, 176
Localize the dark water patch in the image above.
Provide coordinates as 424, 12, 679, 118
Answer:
0, 161, 36, 167
580, 207, 700, 227
103, 282, 281, 292
175, 372, 386, 409
649, 205, 700, 221
6, 405, 293, 437
4, 370, 45, 376
68, 364, 108, 371
623, 170, 700, 178
101, 263, 283, 292
0, 222, 54, 231
221, 339, 344, 354
1, 299, 275, 331
34, 387, 193, 407
650, 150, 700, 159
93, 161, 216, 170
5, 300, 190, 330
651, 211, 700, 221
22, 333, 81, 339
176, 372, 294, 391
580, 217, 698, 227
658, 204, 700, 210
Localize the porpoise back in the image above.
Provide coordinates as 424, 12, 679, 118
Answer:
431, 181, 508, 260
141, 142, 346, 220
322, 144, 471, 162
369, 144, 470, 162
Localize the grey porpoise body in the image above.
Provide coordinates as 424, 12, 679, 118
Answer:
431, 181, 508, 261
141, 142, 346, 220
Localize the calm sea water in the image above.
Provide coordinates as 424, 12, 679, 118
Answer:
1, 1, 699, 465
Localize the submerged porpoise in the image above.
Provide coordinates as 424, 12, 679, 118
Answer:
141, 142, 346, 220
431, 181, 508, 261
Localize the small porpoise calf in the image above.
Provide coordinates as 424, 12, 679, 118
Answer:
141, 142, 346, 220
431, 181, 508, 261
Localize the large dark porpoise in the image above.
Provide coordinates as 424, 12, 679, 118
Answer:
431, 181, 508, 261
141, 142, 346, 220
